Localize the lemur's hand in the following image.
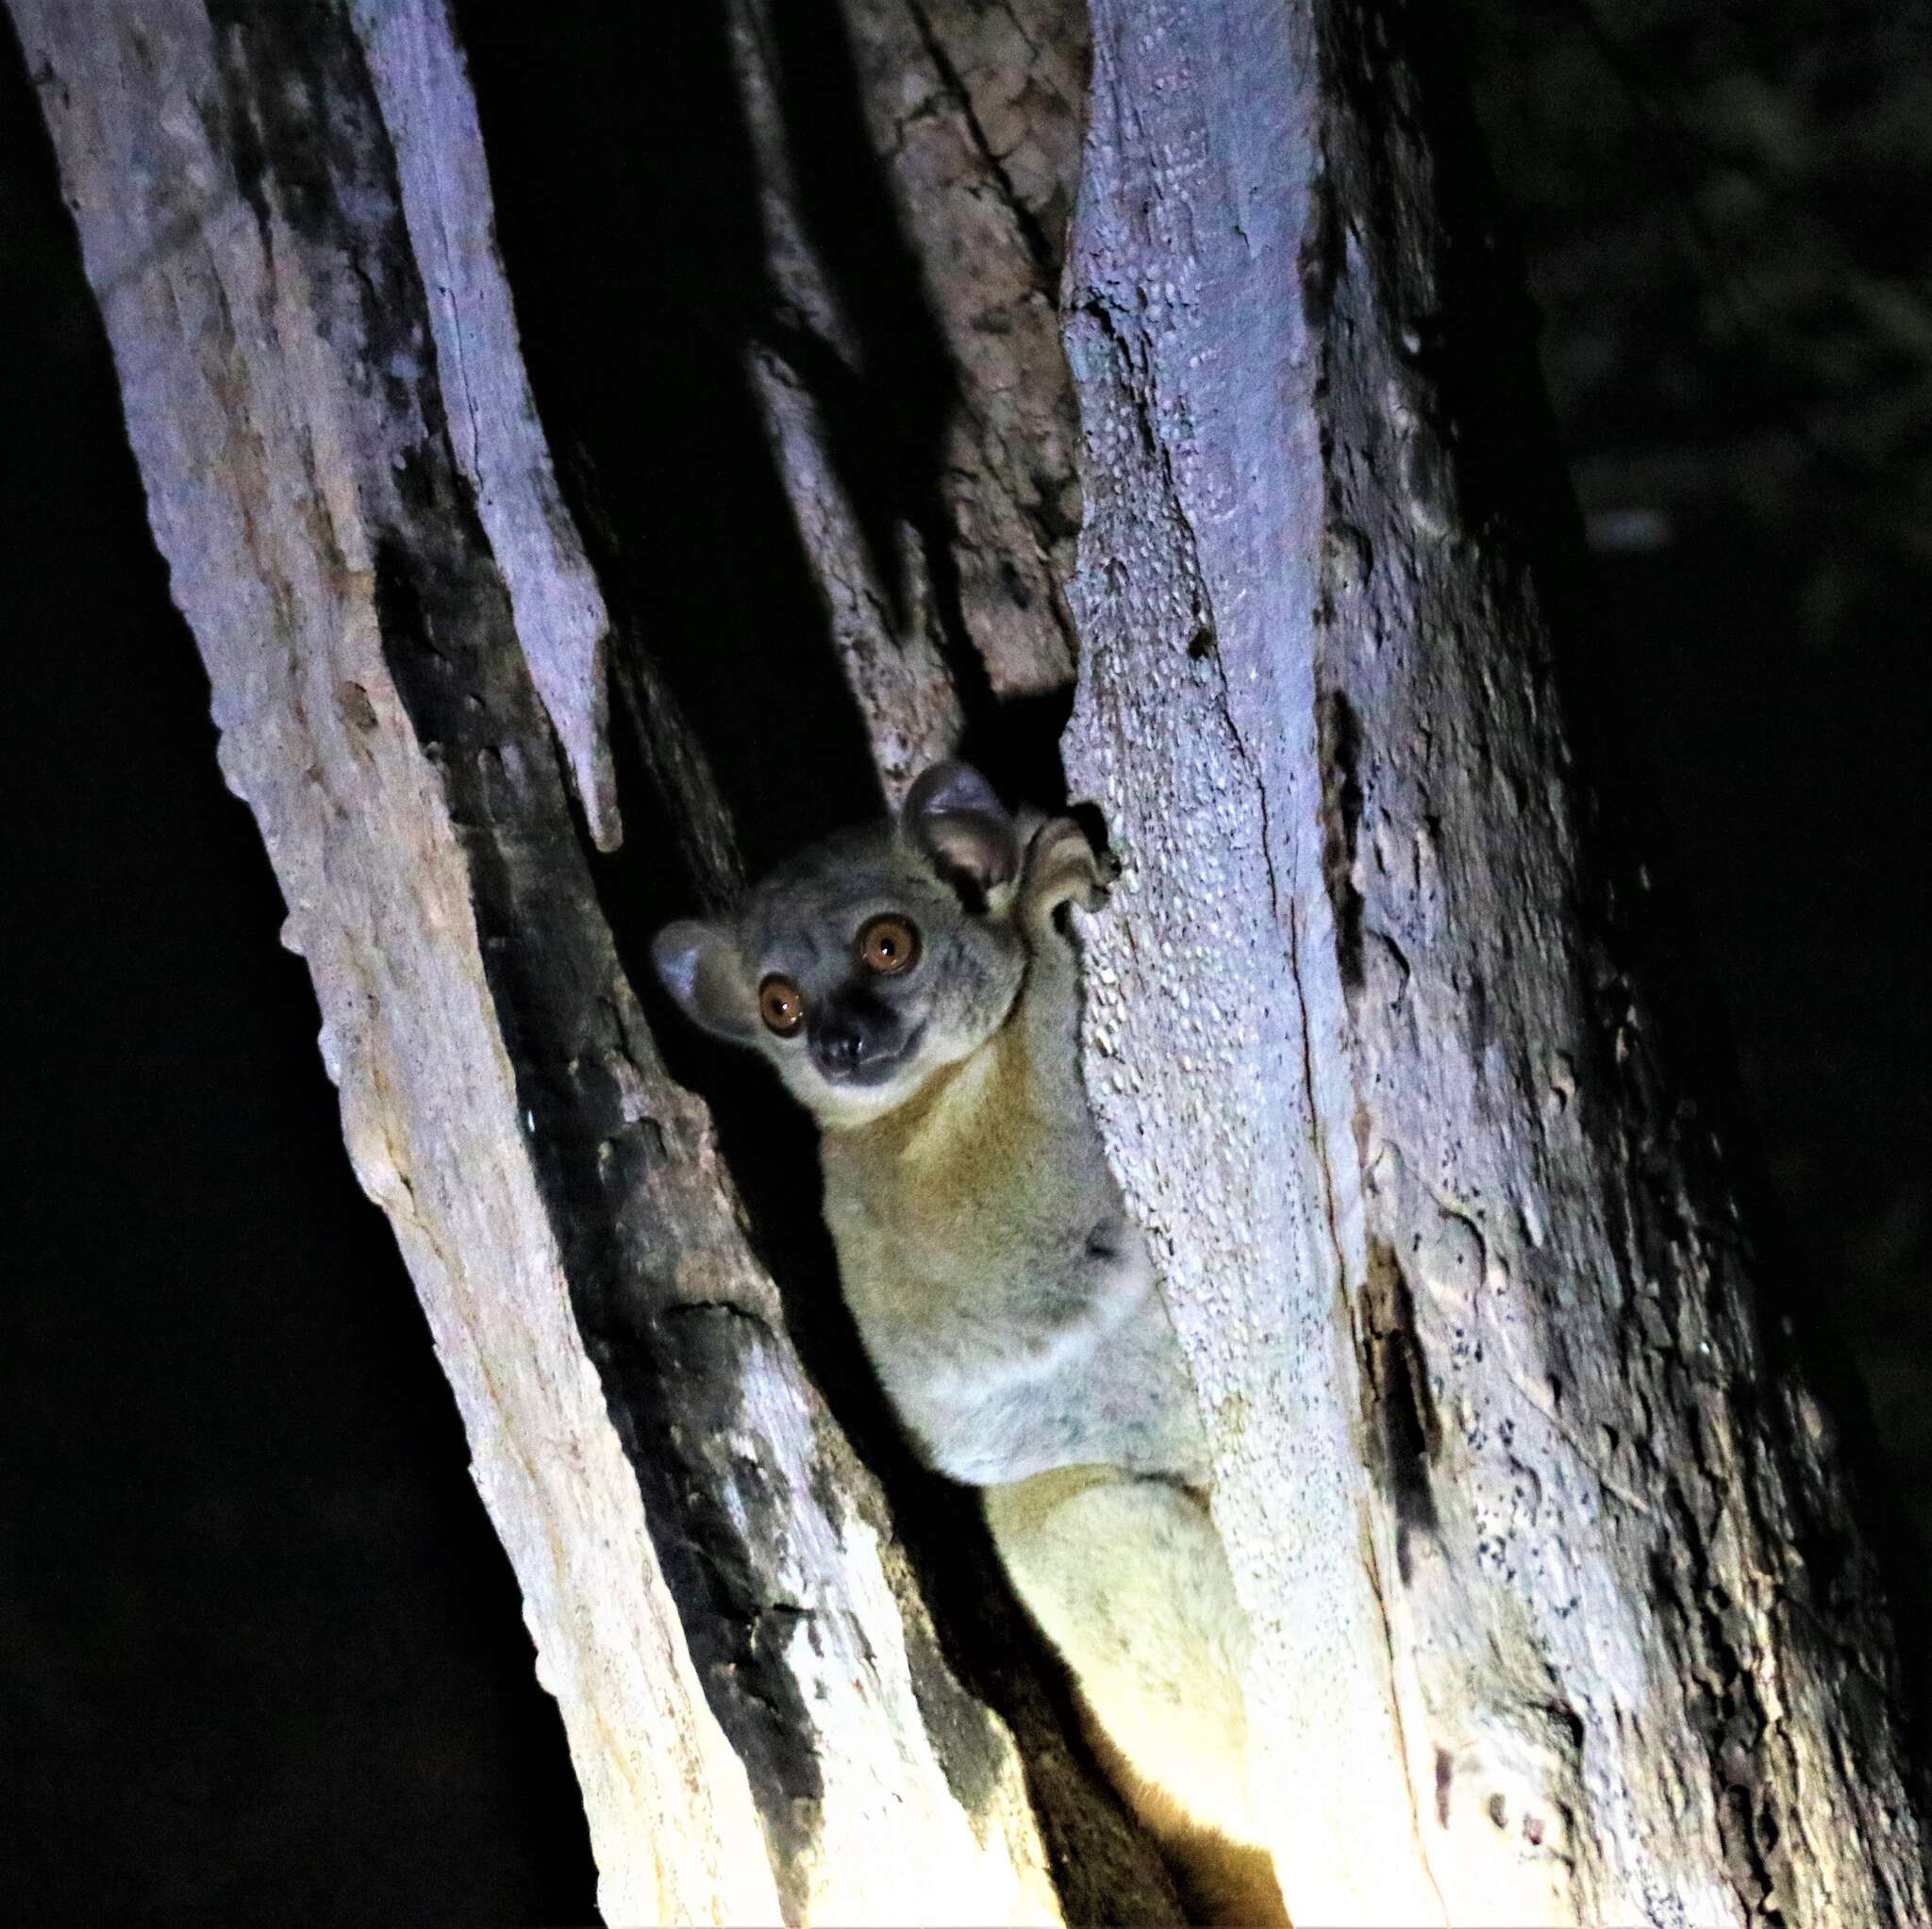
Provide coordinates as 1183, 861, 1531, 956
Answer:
1019, 816, 1117, 936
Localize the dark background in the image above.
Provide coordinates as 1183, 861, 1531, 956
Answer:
2, 1, 1923, 1921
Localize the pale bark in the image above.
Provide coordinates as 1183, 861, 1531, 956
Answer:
17, 0, 1926, 1923
1062, 2, 1928, 1923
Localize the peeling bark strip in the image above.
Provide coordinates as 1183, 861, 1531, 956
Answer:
1064, 2, 1927, 1924
11, 1, 1066, 1920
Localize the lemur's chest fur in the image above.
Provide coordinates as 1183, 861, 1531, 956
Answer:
817, 998, 1202, 1489
819, 1016, 1055, 1327
827, 1020, 1035, 1238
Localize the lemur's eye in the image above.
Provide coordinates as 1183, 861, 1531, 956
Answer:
857, 915, 921, 976
758, 973, 806, 1037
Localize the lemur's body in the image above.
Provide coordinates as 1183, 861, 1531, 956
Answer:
655, 764, 1288, 1926
820, 900, 1207, 1492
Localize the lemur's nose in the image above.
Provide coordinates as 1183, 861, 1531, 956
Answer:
812, 1015, 869, 1075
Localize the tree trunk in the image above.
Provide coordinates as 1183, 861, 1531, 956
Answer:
14, 0, 1924, 1923
1061, 2, 1927, 1922
8, 1, 1159, 1921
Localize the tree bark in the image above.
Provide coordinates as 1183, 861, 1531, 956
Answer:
1062, 2, 1927, 1922
14, 0, 1926, 1922
725, 0, 1089, 798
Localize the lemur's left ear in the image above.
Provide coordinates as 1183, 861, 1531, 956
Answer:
651, 920, 760, 1041
904, 760, 1021, 893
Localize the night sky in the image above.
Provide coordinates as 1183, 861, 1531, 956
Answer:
3, 3, 1924, 1921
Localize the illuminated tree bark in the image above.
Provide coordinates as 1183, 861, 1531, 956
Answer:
13, 0, 1924, 1922
1057, 3, 1928, 1922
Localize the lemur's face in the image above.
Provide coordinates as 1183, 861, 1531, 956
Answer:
654, 764, 1029, 1127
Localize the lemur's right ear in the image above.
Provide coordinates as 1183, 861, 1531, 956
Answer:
652, 920, 759, 1041
904, 760, 1021, 893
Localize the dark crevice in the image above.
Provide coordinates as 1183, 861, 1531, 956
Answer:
758, 0, 1074, 813
1317, 685, 1367, 998
763, 0, 961, 642
457, 0, 885, 878
448, 2, 1169, 1915
1357, 1239, 1443, 1586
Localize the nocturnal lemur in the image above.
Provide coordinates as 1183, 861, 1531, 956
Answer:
653, 762, 1288, 1926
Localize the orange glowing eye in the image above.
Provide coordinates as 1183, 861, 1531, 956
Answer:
758, 974, 806, 1037
857, 915, 921, 976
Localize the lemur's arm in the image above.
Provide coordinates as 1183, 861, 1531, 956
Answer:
1017, 814, 1118, 941
916, 811, 1145, 1394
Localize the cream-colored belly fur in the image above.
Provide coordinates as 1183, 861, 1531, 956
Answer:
984, 1468, 1291, 1926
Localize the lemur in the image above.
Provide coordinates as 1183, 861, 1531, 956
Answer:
654, 761, 1289, 1926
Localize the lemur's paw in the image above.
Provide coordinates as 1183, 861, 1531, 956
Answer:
1022, 816, 1113, 925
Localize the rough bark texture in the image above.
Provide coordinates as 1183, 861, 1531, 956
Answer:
18, 0, 1927, 1921
1062, 1, 1928, 1923
10, 1, 1097, 1920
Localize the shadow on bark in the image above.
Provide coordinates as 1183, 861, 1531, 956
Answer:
1367, 0, 1930, 1804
